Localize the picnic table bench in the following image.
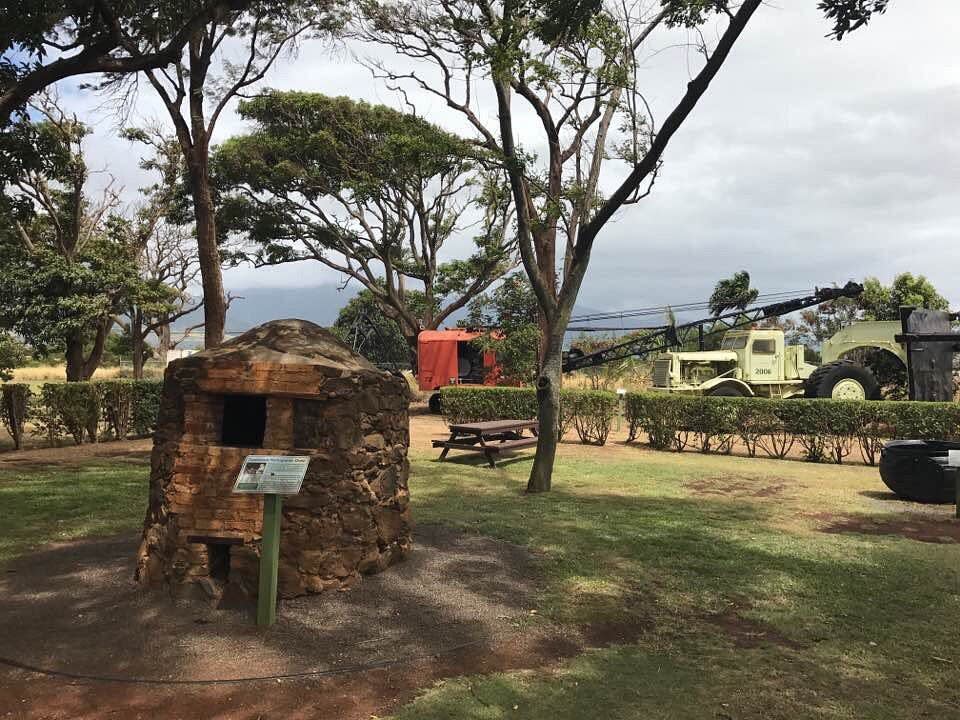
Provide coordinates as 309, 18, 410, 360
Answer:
432, 419, 539, 468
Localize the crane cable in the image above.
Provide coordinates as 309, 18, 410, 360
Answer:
569, 289, 814, 323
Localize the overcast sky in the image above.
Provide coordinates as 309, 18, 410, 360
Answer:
68, 1, 960, 322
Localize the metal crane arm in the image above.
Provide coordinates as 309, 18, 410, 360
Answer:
561, 282, 863, 373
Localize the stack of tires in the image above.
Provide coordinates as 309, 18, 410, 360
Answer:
879, 440, 959, 503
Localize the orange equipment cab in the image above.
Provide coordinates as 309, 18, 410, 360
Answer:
417, 329, 499, 412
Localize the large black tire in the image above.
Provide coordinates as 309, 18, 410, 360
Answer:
879, 440, 958, 503
428, 393, 442, 414
708, 385, 746, 397
805, 360, 880, 400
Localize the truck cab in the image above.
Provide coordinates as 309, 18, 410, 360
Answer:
651, 329, 816, 398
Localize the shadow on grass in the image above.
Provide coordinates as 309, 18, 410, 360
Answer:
430, 453, 535, 470
412, 459, 960, 709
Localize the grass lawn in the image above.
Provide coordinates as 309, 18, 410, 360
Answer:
1, 442, 958, 718
0, 460, 147, 567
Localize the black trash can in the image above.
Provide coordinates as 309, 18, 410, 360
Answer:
879, 440, 960, 504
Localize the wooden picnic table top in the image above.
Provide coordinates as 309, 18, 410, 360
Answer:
447, 419, 539, 435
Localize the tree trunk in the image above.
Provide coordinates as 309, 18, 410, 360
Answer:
527, 330, 564, 493
80, 319, 111, 381
64, 333, 86, 382
187, 153, 227, 349
132, 308, 145, 380
157, 323, 171, 365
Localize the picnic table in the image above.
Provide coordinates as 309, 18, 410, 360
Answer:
432, 419, 539, 468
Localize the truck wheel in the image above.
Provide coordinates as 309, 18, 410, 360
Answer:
428, 393, 442, 414
708, 385, 745, 397
805, 360, 880, 400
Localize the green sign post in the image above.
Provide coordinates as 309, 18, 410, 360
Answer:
257, 493, 283, 626
232, 455, 310, 627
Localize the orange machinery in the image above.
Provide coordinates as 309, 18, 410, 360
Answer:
417, 329, 499, 412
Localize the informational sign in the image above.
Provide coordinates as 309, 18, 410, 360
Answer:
232, 455, 310, 495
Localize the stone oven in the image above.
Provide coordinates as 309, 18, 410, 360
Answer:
136, 319, 411, 601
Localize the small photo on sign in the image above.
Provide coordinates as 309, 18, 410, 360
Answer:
236, 461, 267, 491
243, 462, 266, 479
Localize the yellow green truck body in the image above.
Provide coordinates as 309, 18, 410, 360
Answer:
650, 322, 901, 400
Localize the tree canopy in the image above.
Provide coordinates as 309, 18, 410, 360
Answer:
709, 271, 760, 317
332, 289, 417, 369
0, 1, 263, 125
465, 273, 540, 385
217, 91, 516, 348
859, 273, 949, 320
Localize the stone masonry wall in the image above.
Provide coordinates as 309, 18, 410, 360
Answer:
136, 350, 411, 602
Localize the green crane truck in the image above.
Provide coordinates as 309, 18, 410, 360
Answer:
649, 321, 906, 400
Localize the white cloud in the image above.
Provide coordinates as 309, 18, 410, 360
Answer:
60, 0, 960, 320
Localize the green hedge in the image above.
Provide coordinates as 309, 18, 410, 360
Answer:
0, 379, 163, 449
438, 387, 960, 465
440, 386, 539, 423
439, 386, 620, 447
625, 393, 960, 465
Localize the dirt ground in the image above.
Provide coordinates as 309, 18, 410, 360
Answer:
0, 522, 638, 720
805, 511, 960, 544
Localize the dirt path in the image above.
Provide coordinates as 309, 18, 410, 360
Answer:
0, 439, 153, 468
0, 524, 640, 720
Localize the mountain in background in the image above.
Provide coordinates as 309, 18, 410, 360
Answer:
172, 284, 609, 337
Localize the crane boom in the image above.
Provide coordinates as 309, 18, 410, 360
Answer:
561, 282, 863, 373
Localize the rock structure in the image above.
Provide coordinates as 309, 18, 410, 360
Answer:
135, 319, 411, 602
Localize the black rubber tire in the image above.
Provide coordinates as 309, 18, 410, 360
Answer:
428, 393, 442, 414
879, 440, 958, 503
708, 385, 746, 397
804, 360, 880, 400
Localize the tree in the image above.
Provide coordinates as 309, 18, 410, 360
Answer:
332, 289, 414, 368
119, 220, 205, 377
359, 0, 889, 491
217, 92, 516, 351
465, 273, 540, 384
360, 0, 888, 492
466, 272, 540, 330
113, 130, 204, 378
0, 95, 147, 381
859, 273, 949, 321
104, 3, 341, 349
0, 1, 269, 126
0, 333, 29, 382
709, 271, 759, 316
792, 274, 949, 346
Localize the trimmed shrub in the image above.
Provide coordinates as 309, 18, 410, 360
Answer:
40, 383, 101, 445
625, 393, 676, 450
440, 386, 538, 424
439, 386, 619, 445
624, 392, 960, 465
854, 403, 890, 467
130, 379, 163, 437
0, 379, 163, 450
1, 384, 31, 449
566, 390, 619, 446
98, 380, 135, 440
